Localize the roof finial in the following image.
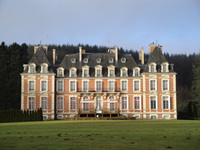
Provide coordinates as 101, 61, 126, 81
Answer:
156, 40, 157, 46
40, 40, 42, 46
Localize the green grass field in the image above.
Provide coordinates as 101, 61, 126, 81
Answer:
0, 120, 199, 150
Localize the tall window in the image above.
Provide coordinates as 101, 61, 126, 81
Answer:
150, 96, 156, 109
135, 69, 139, 76
58, 97, 63, 110
162, 80, 169, 91
150, 80, 156, 91
134, 81, 140, 91
110, 69, 114, 77
108, 81, 115, 92
57, 81, 64, 92
84, 69, 89, 77
96, 81, 102, 92
122, 96, 128, 110
122, 81, 127, 91
58, 69, 63, 77
83, 81, 89, 92
83, 96, 89, 111
96, 96, 102, 111
151, 65, 155, 73
110, 96, 115, 111
71, 69, 76, 77
163, 96, 169, 109
163, 64, 167, 72
70, 97, 76, 110
41, 81, 47, 91
134, 97, 140, 109
96, 69, 101, 77
41, 97, 48, 110
30, 65, 35, 73
70, 81, 76, 92
122, 69, 127, 77
43, 65, 47, 73
29, 97, 35, 110
29, 81, 34, 91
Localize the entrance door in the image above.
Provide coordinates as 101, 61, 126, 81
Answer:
96, 96, 102, 113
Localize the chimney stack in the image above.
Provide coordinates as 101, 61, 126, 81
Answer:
149, 43, 155, 54
139, 47, 144, 64
53, 48, 56, 65
115, 46, 118, 62
79, 46, 82, 62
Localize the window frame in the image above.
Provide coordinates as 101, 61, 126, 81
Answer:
162, 80, 169, 91
107, 65, 115, 77
82, 80, 89, 92
28, 97, 35, 111
121, 95, 128, 110
69, 80, 77, 92
149, 80, 157, 91
41, 80, 48, 91
134, 96, 141, 110
95, 80, 102, 92
82, 66, 90, 77
57, 96, 64, 110
41, 97, 48, 110
57, 67, 64, 77
70, 96, 76, 110
133, 80, 140, 91
121, 80, 128, 92
163, 96, 170, 109
57, 80, 64, 92
108, 80, 115, 92
29, 81, 35, 91
150, 96, 157, 110
29, 63, 36, 73
149, 63, 157, 73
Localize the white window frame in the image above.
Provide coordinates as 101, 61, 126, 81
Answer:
108, 80, 115, 92
108, 65, 115, 77
57, 67, 64, 77
109, 96, 116, 111
162, 79, 169, 91
149, 80, 157, 91
95, 80, 102, 92
150, 96, 157, 110
69, 80, 77, 92
82, 96, 90, 111
29, 81, 35, 91
82, 65, 90, 77
149, 62, 157, 73
41, 97, 48, 110
121, 67, 128, 77
95, 65, 102, 77
121, 80, 128, 92
69, 96, 77, 110
161, 62, 169, 73
133, 80, 140, 91
69, 67, 77, 77
57, 96, 64, 110
82, 80, 89, 92
121, 95, 128, 110
163, 96, 170, 109
41, 63, 48, 73
41, 80, 48, 91
133, 96, 141, 110
133, 67, 140, 77
29, 63, 36, 73
57, 80, 64, 92
28, 97, 35, 111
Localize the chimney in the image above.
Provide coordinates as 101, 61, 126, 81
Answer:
139, 47, 144, 64
115, 46, 118, 62
149, 43, 155, 54
53, 48, 56, 65
158, 45, 162, 52
79, 46, 82, 62
34, 45, 39, 54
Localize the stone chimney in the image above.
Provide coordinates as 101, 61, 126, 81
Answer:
34, 45, 39, 54
139, 47, 144, 64
53, 48, 56, 65
79, 46, 82, 62
115, 46, 118, 62
149, 43, 155, 54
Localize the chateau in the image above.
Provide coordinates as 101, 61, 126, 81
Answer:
21, 43, 177, 120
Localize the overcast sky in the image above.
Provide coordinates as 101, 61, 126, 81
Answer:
0, 0, 200, 54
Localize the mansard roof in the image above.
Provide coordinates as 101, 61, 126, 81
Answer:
59, 53, 137, 77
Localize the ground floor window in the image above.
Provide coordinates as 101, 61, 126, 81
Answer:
163, 96, 170, 109
122, 96, 128, 110
109, 96, 115, 111
58, 97, 64, 110
29, 97, 35, 110
134, 97, 140, 109
70, 97, 76, 110
41, 97, 48, 110
83, 96, 89, 111
150, 96, 156, 109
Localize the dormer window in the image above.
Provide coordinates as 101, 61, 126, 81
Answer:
82, 66, 90, 77
83, 58, 88, 63
41, 63, 48, 73
95, 65, 102, 77
108, 65, 115, 77
133, 67, 140, 77
161, 63, 169, 73
29, 63, 36, 73
71, 58, 76, 63
121, 67, 128, 77
69, 67, 77, 77
109, 58, 114, 63
121, 58, 126, 63
57, 67, 64, 77
149, 63, 156, 73
96, 58, 101, 63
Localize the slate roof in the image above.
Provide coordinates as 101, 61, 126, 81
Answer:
60, 53, 137, 77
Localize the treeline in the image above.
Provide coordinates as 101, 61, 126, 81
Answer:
0, 108, 43, 123
0, 42, 199, 119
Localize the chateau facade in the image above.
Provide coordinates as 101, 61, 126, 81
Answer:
21, 43, 177, 120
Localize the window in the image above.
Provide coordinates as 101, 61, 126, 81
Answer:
134, 81, 140, 91
97, 69, 101, 77
83, 58, 88, 63
41, 97, 47, 110
122, 69, 127, 77
108, 81, 115, 92
83, 69, 89, 77
96, 58, 101, 63
134, 97, 140, 109
29, 81, 34, 91
151, 116, 156, 119
151, 65, 155, 73
96, 81, 102, 92
41, 81, 48, 91
71, 69, 76, 77
163, 96, 170, 109
122, 96, 128, 110
150, 96, 156, 109
70, 97, 76, 110
58, 97, 64, 110
162, 80, 169, 91
96, 96, 102, 111
58, 69, 63, 77
150, 80, 156, 91
83, 96, 89, 111
28, 97, 35, 110
135, 69, 139, 76
110, 69, 114, 77
43, 65, 47, 73
121, 58, 126, 63
163, 64, 167, 72
70, 81, 76, 92
57, 81, 64, 92
121, 80, 127, 91
109, 58, 114, 63
71, 58, 76, 63
83, 81, 89, 92
110, 96, 115, 111
30, 65, 35, 73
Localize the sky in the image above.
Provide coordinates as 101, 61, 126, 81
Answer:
0, 0, 200, 54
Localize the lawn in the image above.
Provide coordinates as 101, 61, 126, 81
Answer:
0, 120, 199, 150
